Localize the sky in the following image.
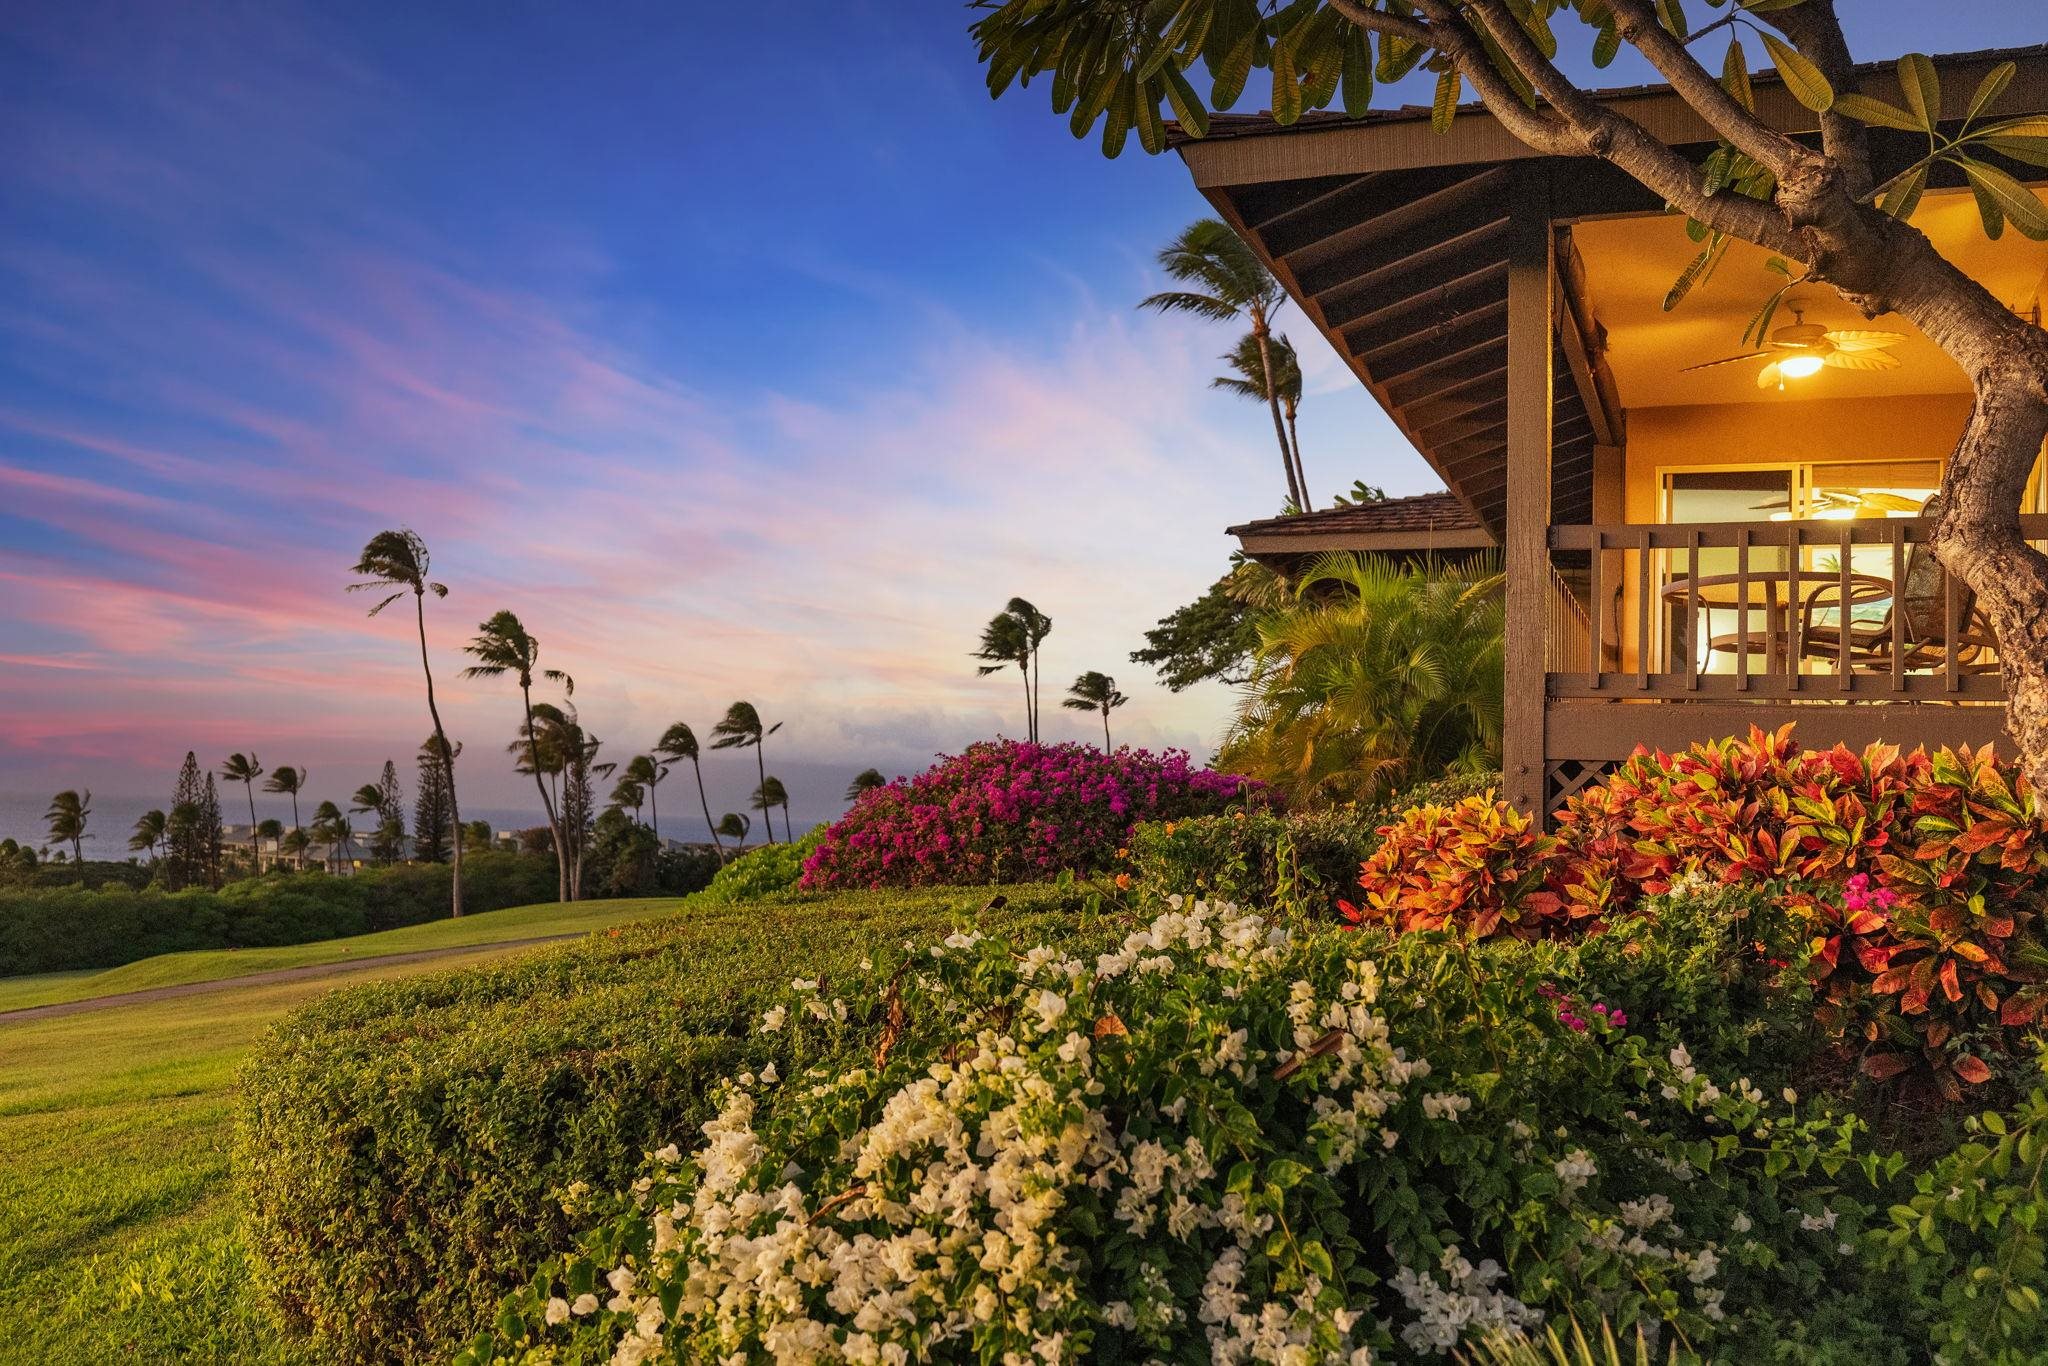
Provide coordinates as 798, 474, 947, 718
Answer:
0, 2, 2037, 840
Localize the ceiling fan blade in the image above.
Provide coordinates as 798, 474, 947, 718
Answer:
1681, 350, 1774, 372
1822, 329, 1907, 352
1825, 349, 1901, 371
1756, 359, 1784, 388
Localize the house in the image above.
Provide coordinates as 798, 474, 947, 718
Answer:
1179, 45, 2048, 820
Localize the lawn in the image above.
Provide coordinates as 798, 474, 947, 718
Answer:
0, 894, 688, 1013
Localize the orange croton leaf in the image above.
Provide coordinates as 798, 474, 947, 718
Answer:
1862, 1052, 1912, 1081
1940, 958, 1963, 1003
1952, 1054, 1993, 1085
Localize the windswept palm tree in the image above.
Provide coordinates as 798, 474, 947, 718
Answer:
608, 777, 646, 824
129, 809, 167, 864
710, 703, 782, 843
657, 721, 725, 865
462, 609, 574, 901
973, 611, 1034, 741
350, 529, 464, 916
264, 766, 307, 844
845, 768, 887, 802
752, 776, 791, 842
1006, 598, 1052, 741
312, 800, 354, 874
45, 790, 91, 877
623, 754, 667, 839
715, 811, 751, 849
219, 752, 264, 873
1213, 331, 1306, 496
1062, 671, 1129, 750
1142, 218, 1309, 510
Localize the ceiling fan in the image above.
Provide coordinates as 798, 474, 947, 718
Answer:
1682, 306, 1907, 389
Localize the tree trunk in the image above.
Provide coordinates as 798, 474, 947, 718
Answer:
1020, 661, 1034, 742
693, 759, 726, 865
1031, 645, 1042, 744
521, 680, 570, 901
755, 743, 775, 843
416, 593, 462, 917
648, 778, 659, 841
1253, 325, 1306, 511
1103, 709, 1112, 751
244, 783, 259, 876
1284, 400, 1310, 512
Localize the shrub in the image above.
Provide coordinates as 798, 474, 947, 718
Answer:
1357, 726, 2048, 1099
694, 829, 826, 904
799, 740, 1262, 890
463, 894, 1908, 1364
1125, 771, 1499, 910
233, 884, 1086, 1365
0, 852, 559, 977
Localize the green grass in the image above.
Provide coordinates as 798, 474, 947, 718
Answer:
0, 941, 559, 1365
0, 896, 689, 1012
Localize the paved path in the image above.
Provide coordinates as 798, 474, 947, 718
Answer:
0, 933, 578, 1024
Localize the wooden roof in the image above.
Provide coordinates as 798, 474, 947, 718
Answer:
1229, 490, 1486, 555
1175, 45, 2048, 544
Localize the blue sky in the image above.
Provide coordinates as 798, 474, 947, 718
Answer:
0, 1, 2038, 834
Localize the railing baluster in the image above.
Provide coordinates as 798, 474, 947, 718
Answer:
1838, 524, 1852, 692
1637, 526, 1651, 690
1890, 523, 1906, 692
1786, 521, 1802, 692
1586, 527, 1603, 689
1687, 529, 1700, 693
1944, 557, 1961, 695
1736, 527, 1751, 693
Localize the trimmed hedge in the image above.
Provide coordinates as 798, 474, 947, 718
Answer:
0, 851, 556, 976
233, 884, 1090, 1365
1125, 770, 1499, 909
692, 829, 825, 903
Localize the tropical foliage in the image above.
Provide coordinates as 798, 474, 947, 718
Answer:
1062, 669, 1128, 749
1219, 553, 1504, 806
799, 739, 1262, 889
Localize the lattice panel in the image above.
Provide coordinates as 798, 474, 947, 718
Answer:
1544, 758, 1617, 817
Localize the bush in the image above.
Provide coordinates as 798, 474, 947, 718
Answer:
800, 740, 1265, 890
233, 884, 1088, 1365
1358, 726, 2048, 1100
464, 891, 1922, 1365
1126, 770, 1499, 909
0, 851, 556, 976
694, 829, 825, 903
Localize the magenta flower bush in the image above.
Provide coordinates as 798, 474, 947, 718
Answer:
799, 740, 1265, 889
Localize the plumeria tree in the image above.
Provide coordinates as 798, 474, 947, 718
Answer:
972, 0, 2048, 785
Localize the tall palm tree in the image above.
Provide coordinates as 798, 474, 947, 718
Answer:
256, 817, 285, 871
623, 754, 667, 839
312, 800, 354, 874
350, 529, 464, 916
1213, 331, 1307, 496
264, 765, 307, 844
1142, 218, 1309, 510
752, 776, 791, 842
845, 768, 887, 802
608, 777, 646, 824
710, 702, 782, 843
1005, 598, 1052, 742
129, 809, 167, 864
657, 722, 725, 865
715, 811, 751, 849
219, 752, 264, 873
1062, 671, 1129, 750
1219, 553, 1505, 807
973, 611, 1035, 741
44, 790, 91, 877
462, 609, 574, 902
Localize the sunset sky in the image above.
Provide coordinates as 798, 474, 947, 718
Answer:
1, 1, 2033, 833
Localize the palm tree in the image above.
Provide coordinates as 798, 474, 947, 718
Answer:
1006, 598, 1052, 741
264, 765, 307, 851
752, 776, 791, 842
312, 800, 354, 874
349, 782, 392, 863
1062, 671, 1129, 750
715, 811, 751, 849
219, 752, 264, 873
623, 754, 667, 840
657, 722, 725, 865
1213, 332, 1306, 496
710, 703, 782, 843
973, 611, 1035, 741
845, 768, 887, 802
129, 809, 167, 864
44, 790, 91, 877
1219, 553, 1505, 807
255, 817, 284, 871
1142, 218, 1309, 510
350, 529, 464, 916
609, 776, 646, 824
462, 609, 574, 901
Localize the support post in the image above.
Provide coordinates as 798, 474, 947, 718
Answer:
1503, 167, 1554, 820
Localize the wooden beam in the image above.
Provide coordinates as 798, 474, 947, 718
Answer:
1545, 700, 2010, 761
1553, 229, 1625, 447
1504, 165, 1553, 820
1236, 527, 1495, 555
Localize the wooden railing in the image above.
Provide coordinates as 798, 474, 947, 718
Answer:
1545, 516, 2048, 702
1544, 562, 1592, 675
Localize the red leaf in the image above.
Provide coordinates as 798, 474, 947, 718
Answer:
1940, 958, 1963, 1003
1862, 1052, 1912, 1081
1952, 1054, 1993, 1085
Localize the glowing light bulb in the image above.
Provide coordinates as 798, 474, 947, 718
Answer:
1777, 352, 1825, 379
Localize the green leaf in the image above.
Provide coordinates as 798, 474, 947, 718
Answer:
1664, 233, 1728, 311
1340, 26, 1374, 119
1898, 53, 1941, 133
1961, 157, 2048, 240
1980, 135, 2048, 170
1134, 76, 1168, 155
1761, 32, 1834, 113
1591, 19, 1620, 70
1100, 72, 1136, 158
1271, 37, 1303, 126
1431, 67, 1461, 134
1211, 26, 1259, 109
1161, 63, 1210, 138
1721, 37, 1754, 113
1268, 1157, 1311, 1189
1832, 93, 1925, 132
1965, 60, 2016, 126
1879, 163, 1928, 221
1980, 116, 2048, 140
1654, 0, 1688, 42
1517, 3, 1557, 61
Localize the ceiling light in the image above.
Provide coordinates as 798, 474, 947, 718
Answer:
1777, 353, 1825, 379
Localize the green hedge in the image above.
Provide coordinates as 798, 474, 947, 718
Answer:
233, 885, 1089, 1365
1126, 770, 1500, 908
691, 829, 825, 903
0, 851, 556, 977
